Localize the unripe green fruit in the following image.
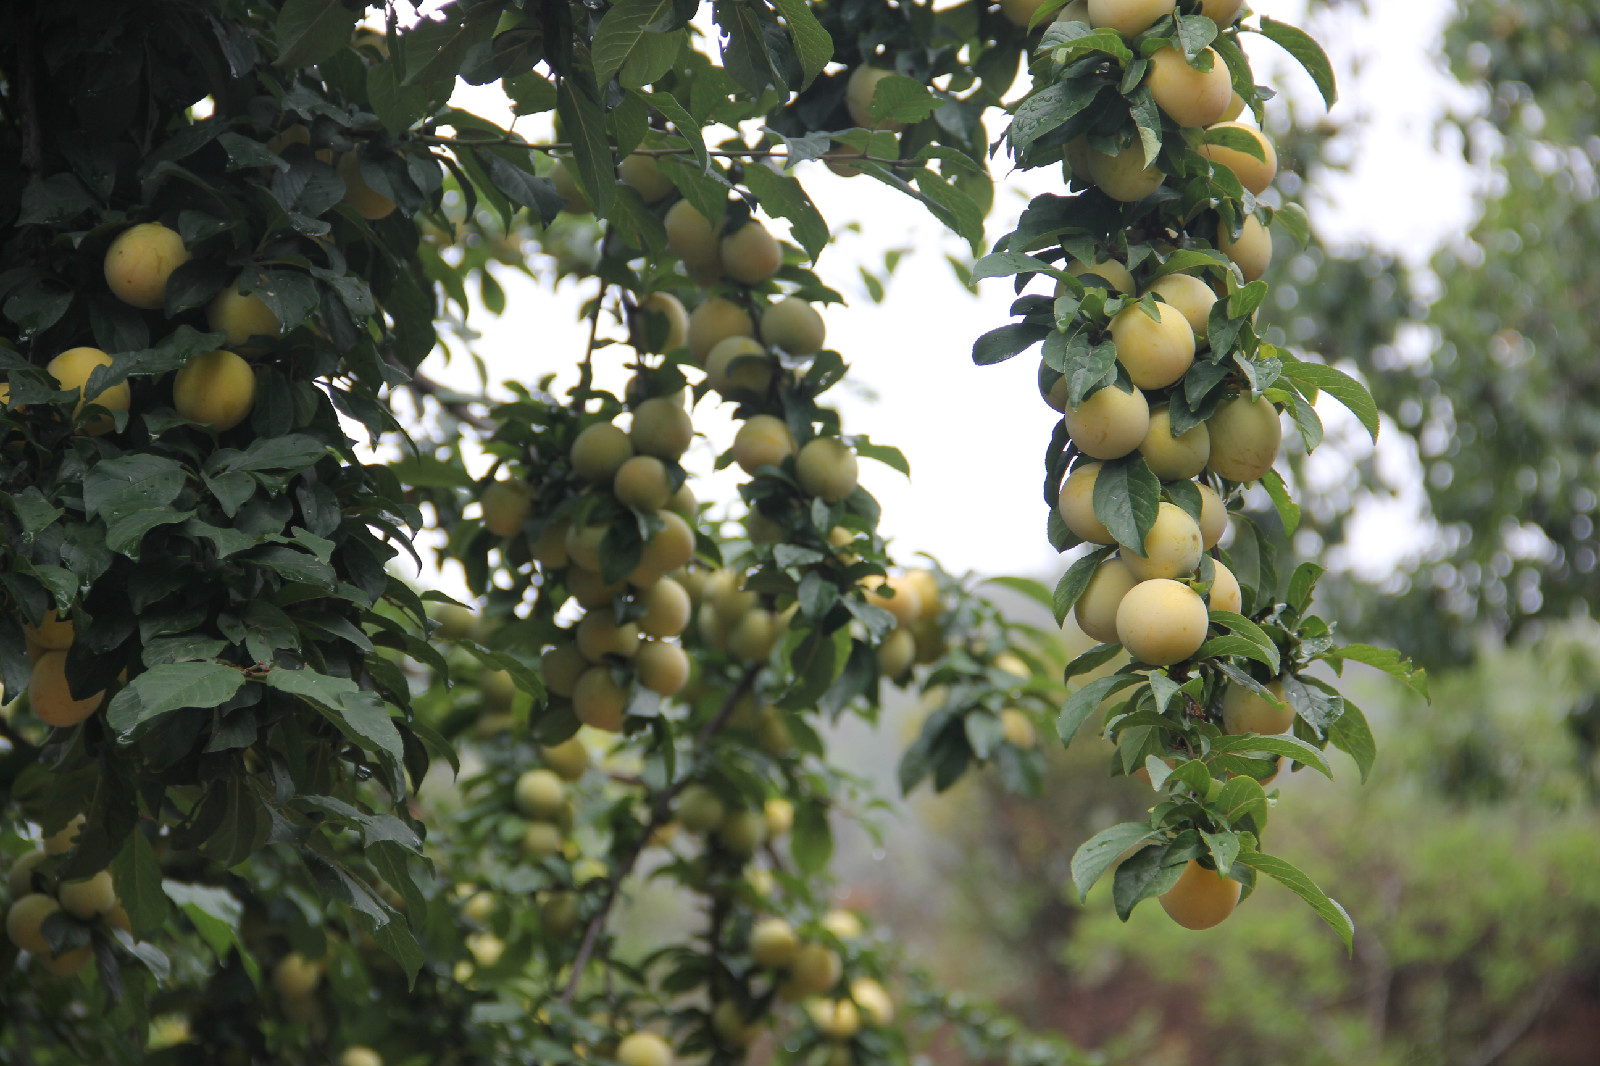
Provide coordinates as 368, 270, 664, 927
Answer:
706, 336, 772, 397
541, 890, 580, 937
1125, 502, 1203, 581
749, 916, 799, 967
207, 278, 281, 348
631, 291, 689, 354
630, 397, 694, 461
1111, 302, 1195, 390
549, 160, 590, 214
721, 221, 783, 286
1222, 678, 1292, 735
716, 808, 766, 856
1040, 363, 1072, 412
571, 421, 634, 481
686, 297, 754, 365
58, 869, 116, 918
1217, 213, 1272, 281
1207, 557, 1243, 614
1087, 143, 1165, 202
1139, 406, 1210, 480
733, 415, 796, 475
1000, 0, 1048, 27
613, 455, 674, 512
1055, 0, 1091, 23
634, 640, 689, 695
665, 199, 722, 280
1199, 122, 1278, 195
761, 297, 826, 355
1206, 394, 1282, 482
1197, 482, 1228, 548
1058, 462, 1114, 544
1115, 578, 1209, 665
809, 999, 862, 1041
6, 893, 61, 954
1146, 47, 1232, 128
481, 479, 534, 537
1074, 556, 1140, 644
640, 510, 695, 573
1087, 0, 1175, 36
676, 784, 726, 833
618, 153, 674, 203
796, 437, 859, 502
531, 519, 570, 568
1145, 273, 1216, 342
1063, 383, 1149, 461
577, 608, 640, 662
514, 769, 567, 820
433, 604, 477, 642
540, 736, 589, 781
104, 222, 189, 309
521, 821, 564, 858
573, 668, 627, 731
845, 67, 905, 132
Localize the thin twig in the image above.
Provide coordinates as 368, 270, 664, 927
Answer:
391, 361, 497, 433
417, 134, 920, 169
558, 664, 762, 1006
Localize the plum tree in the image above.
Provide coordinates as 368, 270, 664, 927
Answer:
1115, 578, 1209, 665
513, 770, 567, 820
1062, 383, 1149, 460
1064, 255, 1135, 294
1221, 678, 1293, 735
1146, 47, 1232, 128
102, 222, 189, 309
1058, 462, 1115, 544
845, 66, 904, 132
1074, 556, 1140, 644
1087, 0, 1175, 36
617, 154, 674, 203
337, 153, 396, 219
663, 199, 721, 282
576, 608, 640, 661
1158, 860, 1242, 930
207, 277, 281, 348
629, 396, 694, 460
28, 651, 102, 727
634, 640, 689, 695
47, 346, 130, 434
572, 668, 627, 731
1217, 213, 1273, 281
481, 479, 535, 537
720, 220, 782, 285
685, 297, 754, 365
705, 336, 772, 397
1124, 502, 1203, 581
1138, 405, 1210, 480
795, 437, 859, 502
629, 292, 689, 354
1110, 302, 1195, 390
1144, 273, 1216, 341
732, 414, 796, 475
1207, 394, 1283, 482
1200, 123, 1278, 195
570, 421, 634, 481
613, 455, 674, 511
761, 297, 826, 355
1086, 142, 1165, 202
173, 350, 257, 432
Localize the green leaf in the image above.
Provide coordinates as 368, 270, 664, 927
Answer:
983, 575, 1055, 612
1009, 79, 1104, 152
106, 662, 247, 737
591, 0, 678, 86
866, 75, 937, 126
1318, 642, 1429, 699
400, 4, 499, 86
1071, 821, 1162, 902
643, 92, 707, 171
1203, 123, 1267, 161
972, 323, 1049, 365
1196, 633, 1275, 669
1206, 610, 1281, 674
556, 71, 616, 218
1199, 828, 1240, 877
743, 162, 828, 263
275, 0, 356, 68
768, 0, 833, 87
1209, 733, 1332, 779
1052, 547, 1114, 626
1235, 849, 1354, 952
970, 250, 1059, 282
1063, 642, 1123, 682
164, 881, 256, 980
1328, 697, 1377, 783
265, 669, 407, 793
1112, 842, 1185, 920
1057, 674, 1141, 746
848, 436, 910, 477
110, 830, 170, 935
1213, 775, 1268, 832
1092, 453, 1161, 556
1274, 202, 1312, 249
1256, 17, 1338, 110
791, 801, 833, 874
1260, 469, 1301, 535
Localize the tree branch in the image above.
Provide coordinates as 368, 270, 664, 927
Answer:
558, 663, 762, 1006
416, 134, 920, 169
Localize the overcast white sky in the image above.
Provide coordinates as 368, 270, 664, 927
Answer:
417, 0, 1481, 593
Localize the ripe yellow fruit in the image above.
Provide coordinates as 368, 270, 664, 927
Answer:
540, 736, 589, 781
616, 1031, 674, 1066
1055, 0, 1091, 23
705, 336, 773, 397
1217, 213, 1272, 282
520, 821, 564, 858
1087, 143, 1164, 202
613, 455, 674, 512
796, 437, 859, 502
733, 415, 796, 475
30, 650, 103, 727
999, 0, 1049, 26
865, 575, 922, 627
571, 421, 634, 482
1116, 578, 1209, 665
6, 893, 61, 954
481, 669, 516, 713
665, 199, 722, 280
686, 297, 754, 365
1207, 558, 1242, 614
641, 510, 695, 573
761, 298, 826, 356
763, 797, 795, 837
1000, 708, 1038, 748
577, 608, 640, 662
207, 278, 281, 349
790, 942, 843, 994
1197, 482, 1228, 548
729, 608, 780, 663
564, 522, 606, 573
846, 66, 905, 132
638, 578, 691, 639
337, 152, 397, 220
467, 930, 506, 967
573, 668, 627, 731
1221, 91, 1247, 122
635, 640, 690, 695
1088, 0, 1175, 36
7, 850, 47, 899
531, 518, 571, 568
104, 222, 189, 309
878, 625, 916, 679
339, 1049, 385, 1066
748, 915, 800, 966
461, 889, 496, 924
266, 123, 312, 155
1199, 122, 1278, 195
41, 944, 92, 976
481, 479, 534, 537
47, 347, 130, 434
1139, 405, 1210, 481
1199, 0, 1244, 27
1158, 859, 1241, 930
1221, 677, 1293, 735
58, 870, 116, 918
173, 350, 257, 432
1111, 302, 1195, 391
44, 815, 84, 856
721, 221, 783, 286
567, 566, 623, 609
1145, 273, 1216, 342
1063, 383, 1149, 461
1147, 47, 1232, 129
1206, 394, 1282, 482
1063, 255, 1136, 294
631, 291, 690, 354
548, 160, 590, 214
851, 977, 895, 1026
514, 769, 567, 820
819, 909, 863, 941
25, 609, 75, 651
808, 998, 862, 1041
1125, 503, 1203, 581
630, 397, 694, 461
273, 952, 323, 998
618, 153, 674, 203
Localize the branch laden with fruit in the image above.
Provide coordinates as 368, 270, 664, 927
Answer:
965, 0, 1426, 942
